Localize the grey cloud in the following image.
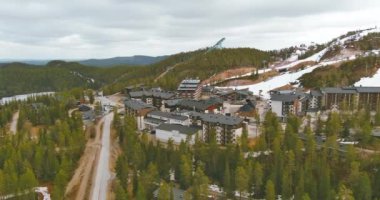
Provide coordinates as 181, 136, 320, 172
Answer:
0, 0, 379, 59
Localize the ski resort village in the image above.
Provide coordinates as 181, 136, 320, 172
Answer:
2, 23, 380, 200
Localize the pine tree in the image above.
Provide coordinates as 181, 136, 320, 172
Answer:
235, 166, 248, 199
281, 171, 292, 200
265, 180, 276, 200
240, 128, 249, 152
19, 167, 38, 191
115, 181, 128, 200
158, 181, 171, 200
253, 162, 264, 196
0, 170, 5, 196
53, 169, 68, 200
223, 162, 233, 197
294, 169, 304, 200
192, 166, 209, 200
136, 181, 147, 200
337, 184, 354, 200
355, 172, 372, 200
302, 193, 311, 200
179, 155, 192, 189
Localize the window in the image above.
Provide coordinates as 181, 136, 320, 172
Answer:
146, 98, 153, 104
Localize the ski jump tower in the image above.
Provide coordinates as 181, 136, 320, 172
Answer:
207, 37, 225, 52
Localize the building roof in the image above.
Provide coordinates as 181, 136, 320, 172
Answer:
156, 123, 201, 135
82, 110, 95, 120
219, 89, 253, 97
270, 92, 308, 102
144, 117, 166, 125
201, 113, 244, 125
310, 90, 323, 97
129, 88, 175, 99
320, 87, 380, 94
148, 110, 189, 121
238, 100, 256, 112
178, 97, 223, 111
321, 87, 357, 94
355, 87, 380, 93
177, 79, 201, 91
164, 99, 183, 107
124, 99, 155, 110
78, 104, 92, 112
178, 110, 244, 125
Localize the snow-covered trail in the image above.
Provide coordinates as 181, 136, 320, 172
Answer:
91, 112, 114, 200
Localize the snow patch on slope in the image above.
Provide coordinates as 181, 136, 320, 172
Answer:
354, 68, 380, 87
0, 92, 55, 105
225, 56, 361, 99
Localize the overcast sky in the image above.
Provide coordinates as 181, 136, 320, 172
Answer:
1, 0, 379, 60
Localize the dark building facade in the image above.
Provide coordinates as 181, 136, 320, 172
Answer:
177, 79, 202, 100
319, 87, 380, 110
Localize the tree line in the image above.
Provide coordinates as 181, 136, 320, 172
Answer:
113, 109, 380, 200
0, 93, 86, 199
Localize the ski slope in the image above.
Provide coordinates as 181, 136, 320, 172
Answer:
232, 65, 320, 99
226, 53, 361, 99
222, 27, 380, 99
355, 68, 380, 87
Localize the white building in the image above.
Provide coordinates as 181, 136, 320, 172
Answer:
144, 110, 190, 131
270, 91, 309, 119
155, 124, 201, 144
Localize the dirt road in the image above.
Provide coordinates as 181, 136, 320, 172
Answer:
91, 113, 114, 200
65, 116, 105, 200
65, 94, 123, 200
10, 111, 19, 134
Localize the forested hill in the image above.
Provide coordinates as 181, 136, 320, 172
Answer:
102, 48, 272, 93
78, 55, 169, 67
0, 61, 134, 98
0, 48, 271, 97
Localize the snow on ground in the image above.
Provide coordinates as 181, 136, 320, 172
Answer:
286, 54, 299, 62
223, 68, 270, 81
35, 187, 51, 200
224, 57, 354, 99
276, 27, 380, 71
229, 64, 321, 99
275, 47, 328, 71
354, 68, 380, 87
0, 187, 51, 200
0, 92, 55, 105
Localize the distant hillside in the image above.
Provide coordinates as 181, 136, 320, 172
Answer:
0, 61, 136, 98
2, 28, 380, 98
0, 55, 168, 67
78, 55, 168, 67
101, 48, 272, 94
298, 30, 380, 89
299, 56, 380, 88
